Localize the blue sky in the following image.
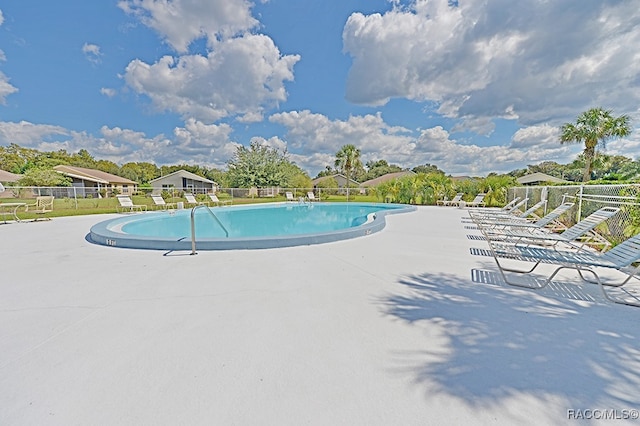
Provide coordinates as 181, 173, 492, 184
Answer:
1, 0, 639, 177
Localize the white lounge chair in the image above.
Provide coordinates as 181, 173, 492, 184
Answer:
483, 206, 620, 251
487, 232, 640, 307
150, 194, 176, 210
515, 199, 548, 220
116, 195, 147, 213
185, 193, 209, 207
466, 193, 486, 208
469, 197, 528, 219
474, 202, 575, 231
481, 199, 547, 222
209, 194, 232, 206
307, 192, 319, 202
285, 191, 296, 202
437, 193, 464, 206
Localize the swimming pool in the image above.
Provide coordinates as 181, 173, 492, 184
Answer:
89, 202, 416, 250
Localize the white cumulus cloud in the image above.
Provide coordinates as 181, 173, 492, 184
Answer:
343, 0, 640, 133
124, 34, 300, 122
117, 0, 258, 53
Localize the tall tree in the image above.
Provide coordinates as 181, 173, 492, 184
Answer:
227, 141, 303, 188
334, 144, 362, 201
560, 107, 631, 182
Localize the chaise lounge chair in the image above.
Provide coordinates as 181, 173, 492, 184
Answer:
513, 199, 548, 220
117, 195, 147, 213
486, 232, 640, 307
468, 197, 528, 219
473, 202, 575, 231
466, 193, 486, 208
209, 193, 232, 206
307, 192, 320, 202
437, 193, 464, 206
482, 206, 620, 251
285, 191, 296, 202
185, 193, 209, 207
151, 194, 176, 210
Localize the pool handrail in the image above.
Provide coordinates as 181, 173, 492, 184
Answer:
190, 205, 229, 255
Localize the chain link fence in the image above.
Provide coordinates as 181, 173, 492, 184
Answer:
509, 184, 640, 244
0, 185, 375, 214
4, 183, 639, 245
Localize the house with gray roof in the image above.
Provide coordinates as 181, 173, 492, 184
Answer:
149, 170, 217, 194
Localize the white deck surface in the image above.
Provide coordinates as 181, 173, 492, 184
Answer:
1, 206, 640, 425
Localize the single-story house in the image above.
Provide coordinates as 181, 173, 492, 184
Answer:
149, 170, 217, 194
359, 171, 416, 187
311, 174, 359, 191
54, 165, 138, 197
516, 172, 569, 186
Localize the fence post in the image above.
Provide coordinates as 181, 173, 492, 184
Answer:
577, 185, 584, 221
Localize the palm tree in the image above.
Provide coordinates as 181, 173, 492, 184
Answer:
560, 108, 631, 182
334, 144, 362, 201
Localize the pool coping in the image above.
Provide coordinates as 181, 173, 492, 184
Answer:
88, 202, 417, 251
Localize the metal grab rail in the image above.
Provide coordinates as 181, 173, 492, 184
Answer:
190, 205, 229, 255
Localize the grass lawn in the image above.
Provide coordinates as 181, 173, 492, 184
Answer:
1, 192, 384, 220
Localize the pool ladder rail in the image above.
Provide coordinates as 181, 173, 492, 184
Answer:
190, 205, 229, 255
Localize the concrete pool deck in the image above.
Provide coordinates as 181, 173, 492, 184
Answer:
1, 206, 640, 425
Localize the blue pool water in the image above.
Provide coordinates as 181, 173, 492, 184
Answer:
89, 202, 416, 250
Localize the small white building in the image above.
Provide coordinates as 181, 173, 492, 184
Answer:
149, 170, 217, 194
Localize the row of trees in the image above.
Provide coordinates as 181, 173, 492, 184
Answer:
0, 141, 448, 188
0, 107, 636, 190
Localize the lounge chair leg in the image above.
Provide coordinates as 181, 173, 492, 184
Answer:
590, 272, 640, 308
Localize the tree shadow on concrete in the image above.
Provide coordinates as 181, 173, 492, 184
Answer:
379, 271, 640, 414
